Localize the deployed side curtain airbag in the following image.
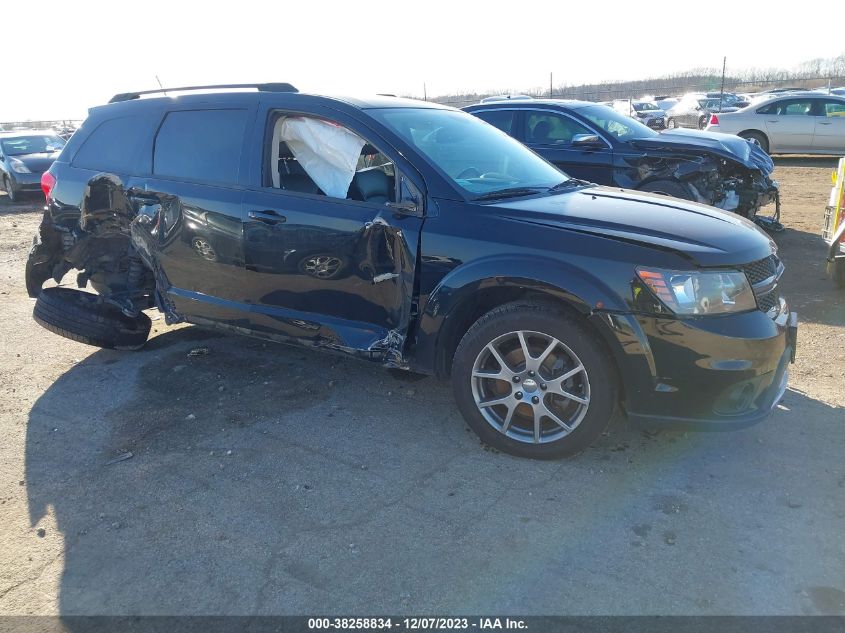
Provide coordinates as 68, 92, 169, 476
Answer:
279, 117, 366, 198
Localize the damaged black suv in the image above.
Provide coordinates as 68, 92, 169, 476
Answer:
465, 99, 780, 225
27, 83, 796, 459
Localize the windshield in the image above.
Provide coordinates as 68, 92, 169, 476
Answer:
0, 135, 65, 156
370, 108, 566, 196
578, 105, 658, 140
634, 102, 659, 111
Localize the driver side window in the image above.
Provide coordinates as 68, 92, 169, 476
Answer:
525, 113, 592, 146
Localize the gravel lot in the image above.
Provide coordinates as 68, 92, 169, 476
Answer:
0, 159, 843, 616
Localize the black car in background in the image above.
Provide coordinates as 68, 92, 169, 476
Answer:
27, 84, 795, 459
465, 99, 778, 220
0, 130, 66, 201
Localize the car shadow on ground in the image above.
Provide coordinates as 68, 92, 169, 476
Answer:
23, 326, 845, 616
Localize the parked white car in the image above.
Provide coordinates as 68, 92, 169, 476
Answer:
706, 94, 845, 154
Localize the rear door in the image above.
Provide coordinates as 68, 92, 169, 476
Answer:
519, 110, 613, 184
761, 98, 816, 151
239, 104, 425, 359
811, 99, 845, 152
136, 106, 256, 322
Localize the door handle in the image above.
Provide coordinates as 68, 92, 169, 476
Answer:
817, 121, 832, 125
766, 120, 779, 123
248, 210, 286, 224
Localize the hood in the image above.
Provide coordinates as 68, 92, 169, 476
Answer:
492, 186, 775, 267
635, 109, 665, 118
629, 128, 773, 174
10, 152, 60, 173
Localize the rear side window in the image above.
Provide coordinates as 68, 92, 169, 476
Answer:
153, 109, 248, 184
73, 115, 150, 173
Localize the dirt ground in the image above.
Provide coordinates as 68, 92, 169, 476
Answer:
0, 160, 843, 616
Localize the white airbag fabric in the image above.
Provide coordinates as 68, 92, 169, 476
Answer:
279, 117, 366, 198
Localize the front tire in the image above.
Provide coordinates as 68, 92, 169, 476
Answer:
3, 175, 18, 202
666, 118, 676, 129
451, 301, 617, 459
739, 130, 770, 154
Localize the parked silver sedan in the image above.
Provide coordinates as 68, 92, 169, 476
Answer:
706, 94, 845, 154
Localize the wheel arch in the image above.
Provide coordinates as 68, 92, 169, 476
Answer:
408, 256, 629, 381
738, 128, 770, 151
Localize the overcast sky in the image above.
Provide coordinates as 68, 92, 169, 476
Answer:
2, 0, 843, 121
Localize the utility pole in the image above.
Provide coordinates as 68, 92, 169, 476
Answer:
550, 72, 553, 98
719, 56, 726, 109
423, 83, 427, 101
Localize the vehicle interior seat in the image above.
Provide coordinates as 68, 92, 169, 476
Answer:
276, 141, 322, 195
531, 120, 551, 143
348, 168, 393, 203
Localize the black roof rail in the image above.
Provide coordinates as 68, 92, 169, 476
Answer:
108, 82, 298, 104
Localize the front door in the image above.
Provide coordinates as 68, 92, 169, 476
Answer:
240, 111, 424, 361
521, 111, 613, 184
762, 98, 816, 152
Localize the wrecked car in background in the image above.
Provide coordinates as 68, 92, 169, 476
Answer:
465, 99, 779, 222
26, 84, 795, 459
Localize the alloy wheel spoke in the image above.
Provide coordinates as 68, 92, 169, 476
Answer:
536, 338, 558, 368
532, 405, 542, 443
472, 367, 508, 380
516, 331, 532, 369
478, 394, 513, 409
548, 364, 586, 393
501, 404, 516, 433
540, 402, 573, 432
559, 390, 589, 406
485, 343, 515, 379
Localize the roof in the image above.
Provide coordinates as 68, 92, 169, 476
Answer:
465, 98, 597, 109
92, 86, 452, 116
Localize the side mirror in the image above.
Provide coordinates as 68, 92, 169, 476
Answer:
572, 134, 603, 148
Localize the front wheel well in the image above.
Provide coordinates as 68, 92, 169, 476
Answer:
738, 129, 770, 151
434, 286, 596, 378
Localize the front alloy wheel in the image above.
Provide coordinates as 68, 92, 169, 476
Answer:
452, 301, 617, 459
471, 331, 590, 444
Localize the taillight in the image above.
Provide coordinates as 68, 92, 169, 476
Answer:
41, 171, 56, 200
709, 114, 719, 126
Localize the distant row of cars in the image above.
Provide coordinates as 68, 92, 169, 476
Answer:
607, 92, 751, 131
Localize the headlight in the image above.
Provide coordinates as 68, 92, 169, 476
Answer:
9, 158, 30, 174
636, 268, 756, 315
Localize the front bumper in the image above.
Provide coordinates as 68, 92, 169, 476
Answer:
642, 117, 666, 130
594, 300, 796, 430
7, 171, 43, 191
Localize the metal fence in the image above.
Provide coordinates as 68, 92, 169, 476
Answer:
431, 75, 845, 108
0, 119, 82, 131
